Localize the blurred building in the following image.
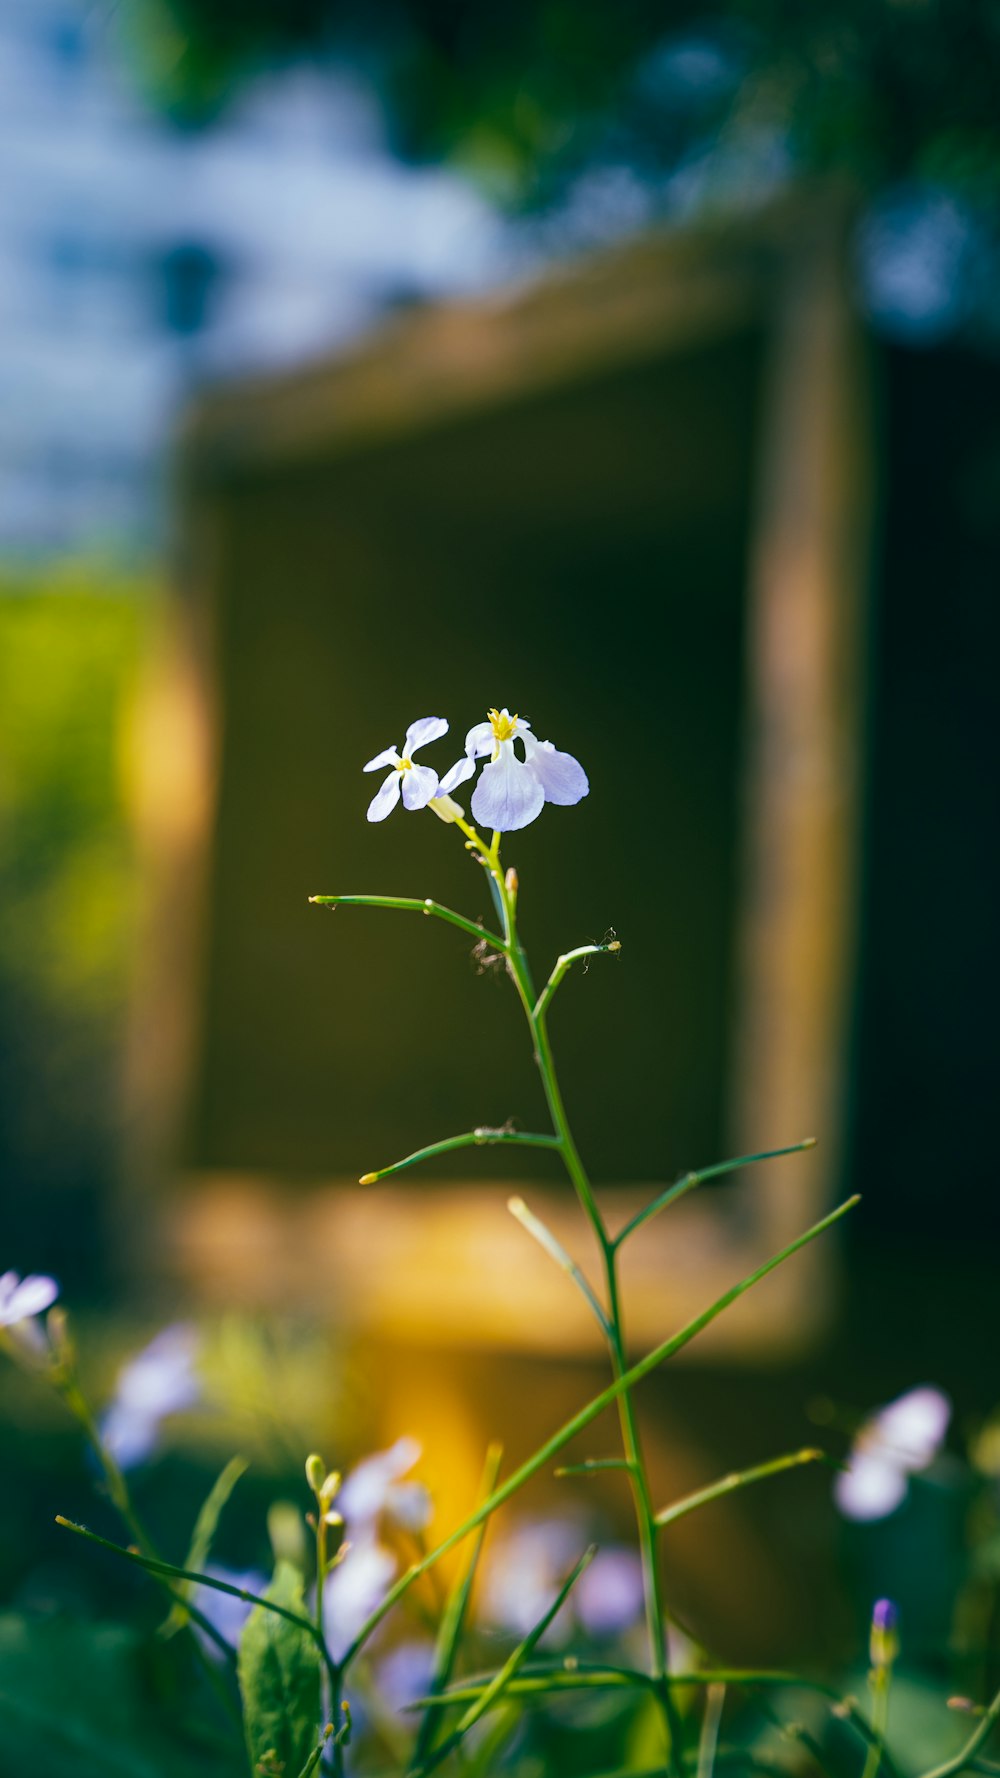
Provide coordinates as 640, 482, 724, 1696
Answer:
0, 0, 507, 555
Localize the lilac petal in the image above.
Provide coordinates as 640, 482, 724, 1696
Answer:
834, 1453, 908, 1521
363, 746, 401, 773
387, 1481, 432, 1533
527, 739, 589, 806
403, 716, 448, 757
872, 1386, 951, 1470
367, 773, 402, 822
464, 720, 495, 759
0, 1274, 58, 1324
576, 1547, 645, 1636
323, 1538, 397, 1660
439, 755, 476, 795
400, 763, 439, 810
472, 746, 545, 832
340, 1437, 422, 1525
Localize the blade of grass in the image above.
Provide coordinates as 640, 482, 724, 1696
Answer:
410, 1547, 597, 1776
162, 1453, 249, 1637
409, 1442, 504, 1771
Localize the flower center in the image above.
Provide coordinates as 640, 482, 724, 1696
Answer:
396, 757, 413, 773
488, 708, 518, 743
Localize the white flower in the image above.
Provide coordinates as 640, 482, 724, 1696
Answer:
0, 1270, 58, 1326
322, 1539, 397, 1661
834, 1385, 951, 1521
363, 717, 448, 822
338, 1436, 432, 1535
440, 708, 588, 832
481, 1517, 642, 1645
100, 1323, 201, 1469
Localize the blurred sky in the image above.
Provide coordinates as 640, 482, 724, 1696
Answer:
2, 0, 997, 558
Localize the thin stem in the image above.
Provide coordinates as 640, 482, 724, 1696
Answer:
309, 894, 504, 949
533, 940, 621, 1021
56, 1515, 339, 1688
613, 1140, 817, 1249
862, 1667, 892, 1778
919, 1680, 1000, 1778
490, 850, 683, 1773
359, 1127, 562, 1185
338, 1194, 857, 1668
654, 1449, 829, 1527
56, 1379, 243, 1729
697, 1682, 726, 1778
507, 1194, 610, 1334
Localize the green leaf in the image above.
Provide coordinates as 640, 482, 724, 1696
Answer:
238, 1560, 321, 1778
162, 1455, 249, 1638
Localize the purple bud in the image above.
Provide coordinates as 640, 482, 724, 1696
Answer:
870, 1598, 899, 1668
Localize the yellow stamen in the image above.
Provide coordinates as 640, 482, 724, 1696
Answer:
396, 757, 413, 773
488, 707, 518, 742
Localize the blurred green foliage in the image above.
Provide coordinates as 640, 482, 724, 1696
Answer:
134, 0, 1000, 203
0, 573, 148, 1288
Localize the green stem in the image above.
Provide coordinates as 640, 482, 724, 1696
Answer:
613, 1140, 817, 1249
359, 1127, 562, 1184
654, 1448, 829, 1527
533, 941, 621, 1021
309, 894, 504, 949
491, 858, 682, 1775
337, 1197, 856, 1668
919, 1680, 1000, 1778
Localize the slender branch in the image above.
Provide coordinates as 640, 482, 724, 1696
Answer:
507, 1195, 610, 1334
655, 1448, 830, 1527
533, 940, 621, 1020
56, 1516, 338, 1684
919, 1682, 1000, 1778
554, 1458, 636, 1477
697, 1682, 726, 1778
309, 894, 504, 948
359, 1127, 562, 1185
613, 1139, 818, 1249
337, 1195, 859, 1667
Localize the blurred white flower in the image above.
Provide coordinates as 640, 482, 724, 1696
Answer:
338, 1436, 432, 1536
482, 1518, 642, 1644
364, 717, 448, 822
0, 1270, 58, 1326
440, 708, 588, 832
323, 1539, 397, 1661
375, 1640, 436, 1712
834, 1385, 951, 1521
100, 1323, 201, 1470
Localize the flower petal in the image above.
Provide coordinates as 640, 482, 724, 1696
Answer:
834, 1454, 908, 1522
404, 716, 448, 756
439, 755, 476, 795
464, 721, 495, 759
367, 772, 402, 821
363, 746, 401, 773
401, 763, 439, 810
472, 744, 545, 831
871, 1386, 951, 1471
2, 1274, 58, 1324
526, 739, 589, 806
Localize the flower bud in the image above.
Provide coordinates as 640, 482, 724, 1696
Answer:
869, 1598, 899, 1669
305, 1453, 326, 1494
